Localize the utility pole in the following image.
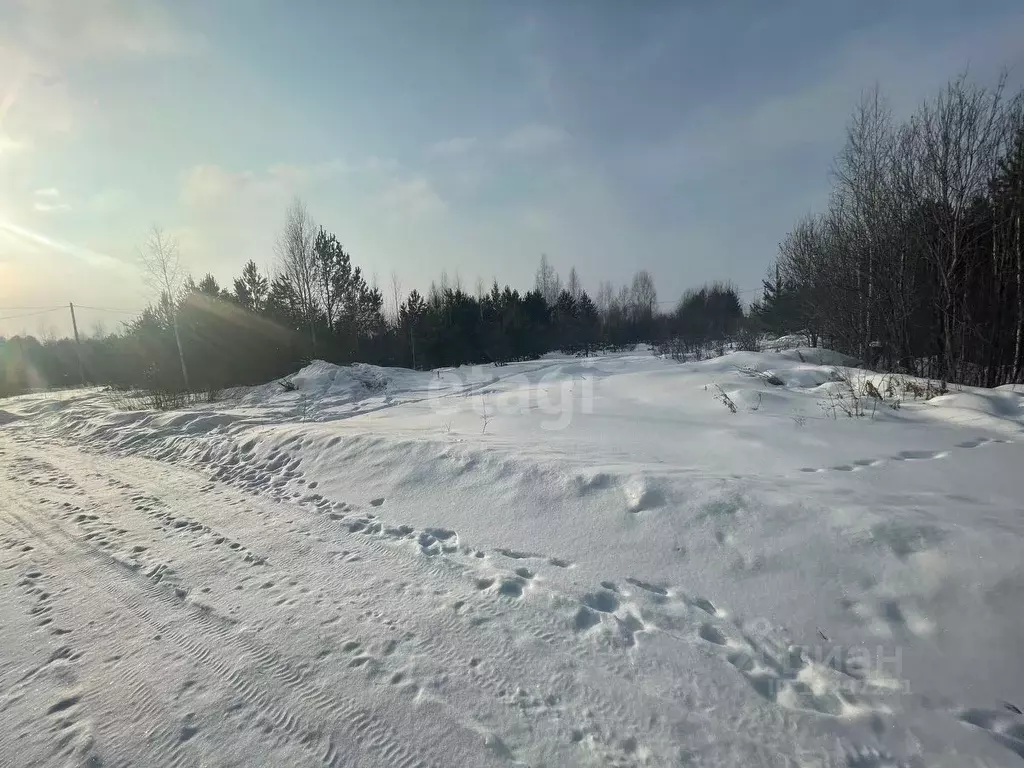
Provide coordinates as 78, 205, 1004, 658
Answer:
69, 302, 85, 386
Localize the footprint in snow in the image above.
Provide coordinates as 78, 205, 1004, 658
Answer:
495, 548, 572, 568
625, 577, 668, 597
698, 623, 728, 646
687, 596, 717, 616
573, 607, 602, 632
582, 590, 619, 613
498, 580, 524, 598
893, 449, 949, 461
957, 708, 1024, 760
955, 436, 997, 449
853, 458, 882, 467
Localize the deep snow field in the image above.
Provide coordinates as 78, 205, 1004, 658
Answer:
1, 346, 1023, 767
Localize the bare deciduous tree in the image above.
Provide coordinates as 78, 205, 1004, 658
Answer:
769, 70, 1024, 386
390, 271, 403, 323
276, 197, 318, 348
139, 225, 189, 389
831, 85, 894, 359
595, 280, 614, 320
615, 284, 630, 314
916, 73, 1014, 379
630, 269, 658, 320
567, 266, 582, 300
535, 254, 562, 305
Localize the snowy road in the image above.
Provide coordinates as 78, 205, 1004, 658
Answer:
0, 435, 807, 767
2, 350, 1024, 766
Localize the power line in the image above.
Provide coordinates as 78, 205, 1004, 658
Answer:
0, 305, 65, 311
74, 305, 146, 314
0, 307, 64, 321
0, 305, 144, 317
0, 305, 146, 324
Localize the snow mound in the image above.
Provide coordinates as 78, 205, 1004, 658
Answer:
290, 360, 389, 394
622, 474, 666, 513
929, 389, 1024, 419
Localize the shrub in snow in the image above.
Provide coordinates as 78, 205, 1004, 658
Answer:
713, 384, 738, 414
737, 366, 784, 386
735, 327, 762, 353
108, 385, 220, 412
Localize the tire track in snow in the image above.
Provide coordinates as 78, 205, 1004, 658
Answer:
77, 452, 811, 762
55, 463, 596, 758
13, 445, 747, 763
8, 444, 666, 762
0, 527, 197, 768
2, 527, 256, 768
2, 507, 445, 768
4, 437, 855, 764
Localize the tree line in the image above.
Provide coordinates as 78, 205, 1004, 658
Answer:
751, 74, 1024, 387
0, 201, 736, 396
2, 67, 1022, 399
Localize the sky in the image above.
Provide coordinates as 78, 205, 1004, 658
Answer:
1, 0, 1023, 339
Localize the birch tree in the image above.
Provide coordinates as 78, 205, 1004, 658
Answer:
139, 225, 189, 389
276, 197, 318, 348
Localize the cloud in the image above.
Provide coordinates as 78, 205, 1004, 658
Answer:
12, 0, 199, 60
33, 202, 71, 213
428, 136, 478, 157
0, 219, 121, 268
181, 160, 447, 222
371, 177, 447, 221
180, 165, 262, 210
179, 160, 363, 215
180, 156, 416, 213
173, 158, 450, 287
177, 165, 293, 275
500, 124, 569, 154
0, 0, 199, 150
30, 187, 70, 212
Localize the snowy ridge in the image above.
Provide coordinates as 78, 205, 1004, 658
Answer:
2, 349, 1024, 766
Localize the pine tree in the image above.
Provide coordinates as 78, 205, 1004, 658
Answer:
399, 289, 426, 368
313, 227, 353, 333
234, 260, 269, 313
576, 290, 600, 355
266, 275, 301, 328
197, 274, 222, 297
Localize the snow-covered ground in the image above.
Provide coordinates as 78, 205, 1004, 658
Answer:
1, 348, 1023, 767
